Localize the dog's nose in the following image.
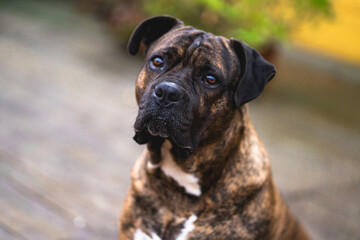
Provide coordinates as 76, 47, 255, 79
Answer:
153, 82, 181, 107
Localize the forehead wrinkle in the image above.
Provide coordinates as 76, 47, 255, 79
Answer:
208, 36, 239, 81
183, 35, 205, 65
149, 29, 188, 56
162, 31, 204, 59
150, 46, 182, 60
188, 36, 230, 78
216, 37, 233, 76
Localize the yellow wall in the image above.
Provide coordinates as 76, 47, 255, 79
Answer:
292, 0, 360, 65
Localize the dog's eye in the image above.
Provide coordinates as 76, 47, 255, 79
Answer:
150, 57, 164, 69
204, 75, 218, 86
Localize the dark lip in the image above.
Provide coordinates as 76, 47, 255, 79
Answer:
134, 102, 195, 150
134, 124, 194, 150
170, 136, 193, 150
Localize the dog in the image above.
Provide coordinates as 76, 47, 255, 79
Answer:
119, 16, 310, 240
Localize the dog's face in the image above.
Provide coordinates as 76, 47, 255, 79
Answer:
129, 16, 275, 156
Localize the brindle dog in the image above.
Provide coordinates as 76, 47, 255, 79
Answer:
119, 16, 310, 240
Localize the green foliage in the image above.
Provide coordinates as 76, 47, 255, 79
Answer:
141, 0, 333, 47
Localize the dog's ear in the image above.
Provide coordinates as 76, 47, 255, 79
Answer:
128, 15, 183, 55
230, 38, 276, 107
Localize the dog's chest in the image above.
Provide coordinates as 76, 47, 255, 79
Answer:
133, 207, 271, 240
133, 149, 272, 240
134, 214, 197, 240
152, 140, 201, 197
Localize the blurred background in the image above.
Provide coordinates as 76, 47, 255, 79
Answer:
0, 0, 359, 239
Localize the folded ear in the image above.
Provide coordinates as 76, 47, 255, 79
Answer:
128, 15, 183, 55
230, 38, 276, 107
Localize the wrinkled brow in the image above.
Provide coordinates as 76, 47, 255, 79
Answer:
149, 47, 182, 59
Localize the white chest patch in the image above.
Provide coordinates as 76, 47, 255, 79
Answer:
134, 229, 161, 240
176, 215, 198, 240
160, 141, 201, 197
147, 160, 160, 170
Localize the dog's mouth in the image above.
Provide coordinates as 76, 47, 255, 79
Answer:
133, 118, 170, 143
133, 109, 195, 151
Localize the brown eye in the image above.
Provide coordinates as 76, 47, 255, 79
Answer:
204, 75, 217, 86
150, 57, 164, 69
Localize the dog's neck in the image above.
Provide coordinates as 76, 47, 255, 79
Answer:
144, 105, 270, 200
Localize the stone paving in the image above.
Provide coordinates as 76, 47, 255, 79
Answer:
0, 1, 359, 239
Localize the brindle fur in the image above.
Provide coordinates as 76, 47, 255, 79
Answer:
119, 16, 310, 240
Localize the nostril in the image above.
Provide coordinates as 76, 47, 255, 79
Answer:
153, 82, 182, 106
168, 90, 180, 102
155, 87, 163, 98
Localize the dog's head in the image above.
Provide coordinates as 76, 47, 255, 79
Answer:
129, 16, 275, 156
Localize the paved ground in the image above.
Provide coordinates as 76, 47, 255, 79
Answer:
0, 1, 359, 239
